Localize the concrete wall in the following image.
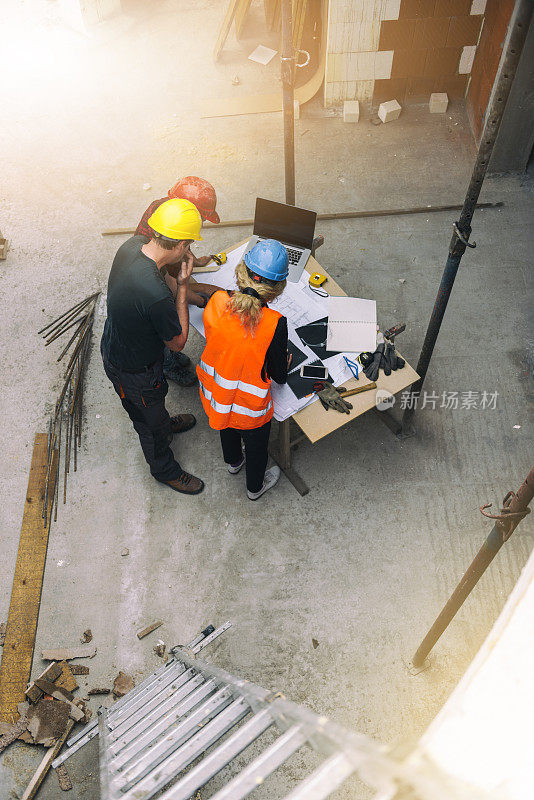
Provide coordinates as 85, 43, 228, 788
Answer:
324, 0, 489, 108
489, 14, 534, 173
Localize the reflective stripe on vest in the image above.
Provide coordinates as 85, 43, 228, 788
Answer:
199, 360, 269, 399
199, 383, 273, 419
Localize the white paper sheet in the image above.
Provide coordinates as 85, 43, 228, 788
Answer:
248, 45, 278, 65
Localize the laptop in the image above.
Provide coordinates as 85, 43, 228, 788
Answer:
244, 198, 317, 283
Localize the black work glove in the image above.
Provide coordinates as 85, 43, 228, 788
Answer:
384, 342, 405, 371
363, 343, 385, 381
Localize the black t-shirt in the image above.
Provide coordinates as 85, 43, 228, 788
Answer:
101, 236, 181, 370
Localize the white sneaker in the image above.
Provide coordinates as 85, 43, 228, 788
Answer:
247, 466, 281, 500
227, 454, 245, 474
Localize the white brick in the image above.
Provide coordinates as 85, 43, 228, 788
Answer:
343, 100, 360, 123
429, 92, 449, 113
459, 45, 477, 74
378, 99, 401, 123
383, 0, 401, 20
470, 0, 487, 14
374, 50, 393, 79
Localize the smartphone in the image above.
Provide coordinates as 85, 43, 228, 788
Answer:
300, 364, 329, 380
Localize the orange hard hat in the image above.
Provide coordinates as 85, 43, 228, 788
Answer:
168, 176, 220, 224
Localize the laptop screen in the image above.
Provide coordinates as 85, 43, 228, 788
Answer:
253, 198, 317, 249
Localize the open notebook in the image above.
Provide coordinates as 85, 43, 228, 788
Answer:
326, 297, 377, 353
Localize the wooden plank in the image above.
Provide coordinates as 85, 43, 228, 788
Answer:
20, 719, 74, 800
264, 0, 277, 29
234, 0, 253, 38
291, 257, 419, 444
213, 0, 242, 61
0, 434, 57, 724
202, 0, 327, 118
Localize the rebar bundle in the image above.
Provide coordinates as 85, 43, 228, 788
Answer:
38, 292, 100, 526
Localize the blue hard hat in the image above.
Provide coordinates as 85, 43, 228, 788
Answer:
244, 239, 289, 282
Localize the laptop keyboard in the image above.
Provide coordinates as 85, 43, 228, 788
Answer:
286, 247, 302, 264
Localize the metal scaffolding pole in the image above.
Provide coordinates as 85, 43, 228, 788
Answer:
412, 467, 534, 668
281, 0, 296, 205
401, 0, 534, 435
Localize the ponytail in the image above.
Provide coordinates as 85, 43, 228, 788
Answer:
227, 261, 286, 333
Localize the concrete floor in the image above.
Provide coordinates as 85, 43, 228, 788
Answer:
1, 1, 533, 797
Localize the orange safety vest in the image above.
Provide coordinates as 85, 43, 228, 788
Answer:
197, 291, 281, 430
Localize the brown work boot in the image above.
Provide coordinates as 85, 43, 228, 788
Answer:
157, 471, 204, 495
170, 414, 196, 435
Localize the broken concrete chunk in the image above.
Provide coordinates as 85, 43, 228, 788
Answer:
343, 100, 359, 123
87, 688, 110, 696
80, 629, 93, 644
113, 672, 135, 698
42, 645, 96, 661
55, 662, 79, 693
34, 678, 74, 703
27, 698, 71, 746
153, 640, 166, 658
70, 665, 89, 676
378, 99, 401, 123
121, 548, 129, 557
26, 662, 63, 702
0, 715, 29, 753
136, 621, 162, 639
429, 92, 448, 113
55, 762, 73, 791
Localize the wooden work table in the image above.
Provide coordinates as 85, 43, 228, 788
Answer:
269, 252, 419, 495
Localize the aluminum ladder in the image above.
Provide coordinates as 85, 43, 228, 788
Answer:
53, 623, 396, 799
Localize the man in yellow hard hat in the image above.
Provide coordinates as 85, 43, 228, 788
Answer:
101, 199, 208, 495
136, 177, 221, 388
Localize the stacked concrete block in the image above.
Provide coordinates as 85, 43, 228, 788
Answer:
343, 100, 360, 123
378, 99, 401, 123
429, 92, 449, 113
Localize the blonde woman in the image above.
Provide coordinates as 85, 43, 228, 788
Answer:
197, 240, 290, 499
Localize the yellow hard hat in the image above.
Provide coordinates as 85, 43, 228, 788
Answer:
148, 198, 203, 242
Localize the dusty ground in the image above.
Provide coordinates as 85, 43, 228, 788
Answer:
0, 0, 533, 797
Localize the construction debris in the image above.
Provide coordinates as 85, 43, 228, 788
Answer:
38, 292, 100, 526
343, 100, 360, 123
41, 645, 97, 661
121, 547, 129, 556
80, 629, 93, 643
70, 665, 89, 676
27, 698, 71, 747
0, 622, 6, 646
0, 230, 8, 260
136, 620, 162, 639
87, 688, 110, 696
25, 662, 63, 703
113, 672, 135, 698
312, 638, 319, 649
153, 640, 166, 658
20, 720, 74, 800
55, 662, 79, 693
429, 92, 449, 113
0, 713, 29, 753
55, 762, 73, 791
378, 99, 401, 123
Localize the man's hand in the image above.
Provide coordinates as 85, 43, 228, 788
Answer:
287, 351, 293, 368
193, 255, 212, 268
177, 249, 194, 286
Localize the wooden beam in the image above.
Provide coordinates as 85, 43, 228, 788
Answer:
0, 434, 57, 723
